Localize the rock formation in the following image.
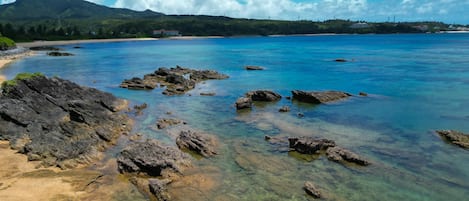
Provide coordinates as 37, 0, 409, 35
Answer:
245, 65, 264, 70
303, 181, 321, 198
120, 66, 229, 95
47, 51, 74, 56
235, 97, 252, 110
436, 130, 469, 149
292, 90, 351, 104
288, 137, 336, 154
326, 146, 370, 166
0, 74, 131, 168
176, 130, 217, 157
246, 90, 282, 102
156, 118, 184, 129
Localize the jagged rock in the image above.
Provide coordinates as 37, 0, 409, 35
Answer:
304, 181, 321, 198
176, 130, 217, 157
246, 90, 282, 102
149, 179, 171, 201
245, 66, 264, 70
289, 137, 336, 154
436, 130, 469, 149
0, 74, 131, 168
235, 97, 252, 110
326, 146, 370, 166
117, 139, 191, 176
121, 66, 228, 96
279, 106, 291, 112
47, 51, 74, 56
292, 90, 351, 104
29, 46, 60, 51
359, 92, 368, 96
157, 118, 184, 129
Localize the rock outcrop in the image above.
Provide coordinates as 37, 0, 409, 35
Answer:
156, 118, 184, 129
246, 90, 282, 102
326, 146, 370, 166
148, 178, 171, 201
436, 130, 469, 149
288, 137, 336, 154
47, 51, 74, 56
176, 130, 217, 157
292, 90, 351, 104
235, 97, 252, 110
245, 66, 264, 70
117, 139, 191, 176
120, 66, 229, 95
0, 74, 131, 168
304, 181, 321, 198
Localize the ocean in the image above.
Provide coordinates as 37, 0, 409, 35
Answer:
2, 34, 469, 201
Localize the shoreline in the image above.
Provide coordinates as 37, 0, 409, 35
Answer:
0, 49, 35, 84
17, 37, 159, 48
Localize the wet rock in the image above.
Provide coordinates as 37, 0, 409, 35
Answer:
120, 77, 156, 90
0, 74, 131, 168
297, 112, 305, 118
200, 92, 216, 96
149, 179, 172, 201
334, 58, 347, 62
117, 139, 191, 176
245, 65, 264, 70
436, 130, 469, 149
190, 70, 229, 81
246, 90, 282, 102
286, 96, 292, 100
359, 92, 368, 96
304, 181, 321, 198
292, 90, 351, 104
133, 103, 148, 115
279, 106, 291, 112
47, 51, 74, 56
289, 137, 336, 154
326, 146, 370, 166
157, 118, 184, 129
73, 46, 82, 49
176, 130, 217, 157
235, 97, 252, 110
29, 46, 60, 51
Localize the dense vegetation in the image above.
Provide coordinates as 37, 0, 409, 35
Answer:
0, 35, 16, 50
0, 0, 462, 42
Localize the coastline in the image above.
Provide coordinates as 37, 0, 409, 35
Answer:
17, 37, 159, 48
0, 49, 35, 84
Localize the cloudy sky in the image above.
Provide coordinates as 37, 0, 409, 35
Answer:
1, 0, 468, 24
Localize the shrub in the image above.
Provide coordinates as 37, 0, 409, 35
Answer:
0, 36, 16, 51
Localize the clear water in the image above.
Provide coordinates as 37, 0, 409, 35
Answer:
2, 34, 469, 201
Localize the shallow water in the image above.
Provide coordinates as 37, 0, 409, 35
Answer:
2, 34, 469, 200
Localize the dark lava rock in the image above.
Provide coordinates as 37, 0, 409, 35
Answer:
47, 51, 74, 56
176, 130, 217, 157
149, 179, 171, 201
235, 97, 252, 110
0, 74, 131, 168
279, 106, 291, 112
436, 130, 469, 149
289, 137, 336, 154
292, 90, 351, 104
156, 118, 184, 129
359, 92, 368, 96
304, 181, 321, 198
246, 90, 282, 102
117, 139, 190, 176
121, 66, 228, 96
120, 77, 156, 90
29, 46, 60, 51
326, 146, 370, 166
334, 58, 347, 62
245, 65, 264, 70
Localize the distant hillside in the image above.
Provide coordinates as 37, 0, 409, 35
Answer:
0, 0, 163, 20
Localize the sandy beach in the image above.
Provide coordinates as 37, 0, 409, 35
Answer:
0, 51, 35, 84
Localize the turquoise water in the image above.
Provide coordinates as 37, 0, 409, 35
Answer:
2, 34, 469, 200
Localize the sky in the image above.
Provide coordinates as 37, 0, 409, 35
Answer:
1, 0, 468, 24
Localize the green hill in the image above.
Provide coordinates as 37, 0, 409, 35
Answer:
0, 0, 163, 20
0, 36, 16, 50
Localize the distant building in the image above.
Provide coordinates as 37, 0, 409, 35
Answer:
350, 23, 370, 29
153, 29, 180, 37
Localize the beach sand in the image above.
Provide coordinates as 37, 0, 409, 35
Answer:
0, 51, 35, 84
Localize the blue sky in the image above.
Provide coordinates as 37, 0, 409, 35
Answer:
1, 0, 468, 24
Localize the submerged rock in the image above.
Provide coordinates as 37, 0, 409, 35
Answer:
436, 130, 469, 149
47, 51, 74, 56
157, 118, 184, 129
303, 181, 321, 198
200, 92, 216, 96
29, 46, 60, 51
246, 90, 282, 102
292, 90, 351, 104
0, 74, 131, 168
279, 106, 291, 112
176, 130, 217, 157
120, 77, 156, 90
235, 97, 252, 110
245, 65, 264, 70
359, 92, 368, 97
326, 146, 370, 166
334, 58, 348, 62
117, 139, 191, 176
288, 137, 336, 154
